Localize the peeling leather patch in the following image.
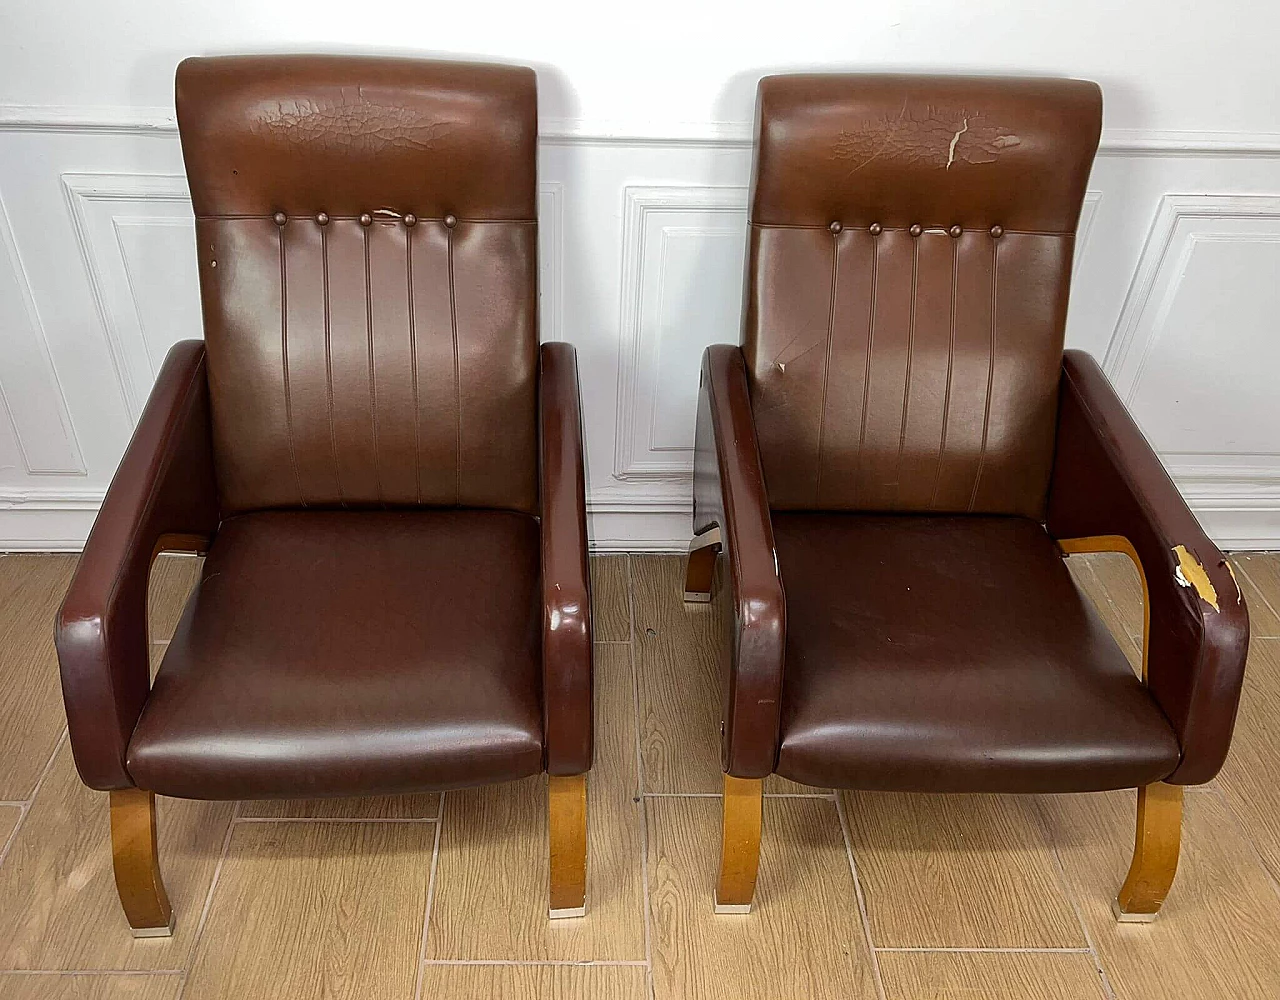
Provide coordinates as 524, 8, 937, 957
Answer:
1173, 545, 1220, 612
833, 103, 1021, 174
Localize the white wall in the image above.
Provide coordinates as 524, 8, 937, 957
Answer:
2, 1, 1279, 550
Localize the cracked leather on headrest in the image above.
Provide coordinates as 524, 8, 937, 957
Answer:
750, 74, 1101, 232
176, 54, 537, 220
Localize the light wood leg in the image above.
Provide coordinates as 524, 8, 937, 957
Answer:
549, 774, 587, 918
715, 774, 763, 914
1114, 782, 1183, 922
109, 789, 174, 937
684, 527, 722, 603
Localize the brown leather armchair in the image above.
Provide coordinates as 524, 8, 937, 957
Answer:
685, 74, 1249, 920
55, 55, 593, 936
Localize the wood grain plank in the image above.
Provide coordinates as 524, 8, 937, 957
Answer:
646, 795, 877, 1000
631, 556, 818, 795
843, 791, 1085, 948
878, 951, 1106, 1000
238, 792, 441, 819
146, 554, 202, 643
0, 973, 181, 1000
426, 644, 645, 959
1212, 638, 1280, 881
418, 964, 647, 1000
1041, 786, 1280, 999
1232, 555, 1280, 637
1065, 555, 1142, 672
0, 803, 21, 856
0, 742, 233, 970
591, 555, 631, 642
181, 822, 432, 1000
0, 554, 78, 798
1077, 551, 1146, 646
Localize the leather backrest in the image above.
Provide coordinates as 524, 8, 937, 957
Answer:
743, 74, 1101, 517
177, 55, 539, 515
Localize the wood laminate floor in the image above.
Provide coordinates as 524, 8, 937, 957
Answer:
1, 549, 1279, 999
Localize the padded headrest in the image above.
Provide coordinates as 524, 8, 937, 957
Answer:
751, 73, 1101, 232
176, 54, 537, 220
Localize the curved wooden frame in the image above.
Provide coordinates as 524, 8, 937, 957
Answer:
1060, 534, 1182, 921
716, 774, 763, 913
683, 527, 722, 603
109, 788, 174, 937
548, 773, 588, 918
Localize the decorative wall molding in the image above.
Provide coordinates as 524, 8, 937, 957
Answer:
613, 185, 748, 485
538, 181, 565, 342
1075, 190, 1103, 269
4, 108, 1280, 551
1103, 193, 1280, 396
61, 171, 196, 419
6, 104, 1280, 157
1100, 193, 1280, 545
0, 187, 86, 475
61, 172, 567, 422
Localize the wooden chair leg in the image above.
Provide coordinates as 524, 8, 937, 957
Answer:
109, 789, 174, 937
549, 774, 587, 919
684, 527, 722, 603
715, 774, 762, 914
1114, 782, 1183, 922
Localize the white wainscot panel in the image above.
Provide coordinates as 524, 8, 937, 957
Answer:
0, 193, 85, 476
62, 172, 202, 420
1104, 194, 1280, 547
63, 174, 567, 424
613, 185, 747, 485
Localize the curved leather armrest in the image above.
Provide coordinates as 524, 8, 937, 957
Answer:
539, 342, 593, 775
692, 345, 786, 778
1046, 349, 1248, 784
55, 340, 220, 791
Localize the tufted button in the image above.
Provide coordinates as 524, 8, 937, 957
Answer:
869, 222, 883, 236
909, 223, 923, 237
828, 220, 843, 234
315, 212, 329, 226
273, 211, 287, 227
990, 225, 1004, 238
359, 212, 373, 227
403, 213, 417, 227
949, 224, 963, 238
443, 214, 458, 229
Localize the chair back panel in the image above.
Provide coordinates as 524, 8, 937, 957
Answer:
743, 74, 1100, 516
177, 55, 539, 514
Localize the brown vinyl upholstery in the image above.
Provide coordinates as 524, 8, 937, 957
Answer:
691, 74, 1248, 796
771, 513, 1180, 793
55, 56, 592, 805
179, 55, 539, 514
744, 75, 1098, 516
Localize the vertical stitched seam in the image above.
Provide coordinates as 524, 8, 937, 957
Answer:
814, 231, 841, 505
968, 236, 999, 511
322, 225, 344, 508
365, 224, 382, 503
930, 236, 959, 507
895, 235, 919, 502
448, 227, 460, 507
853, 232, 879, 504
279, 224, 304, 505
407, 226, 421, 505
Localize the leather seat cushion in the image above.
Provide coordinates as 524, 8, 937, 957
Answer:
772, 513, 1181, 793
128, 509, 543, 799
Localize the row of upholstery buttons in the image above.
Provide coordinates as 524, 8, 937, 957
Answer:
272, 211, 457, 229
828, 221, 1004, 238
